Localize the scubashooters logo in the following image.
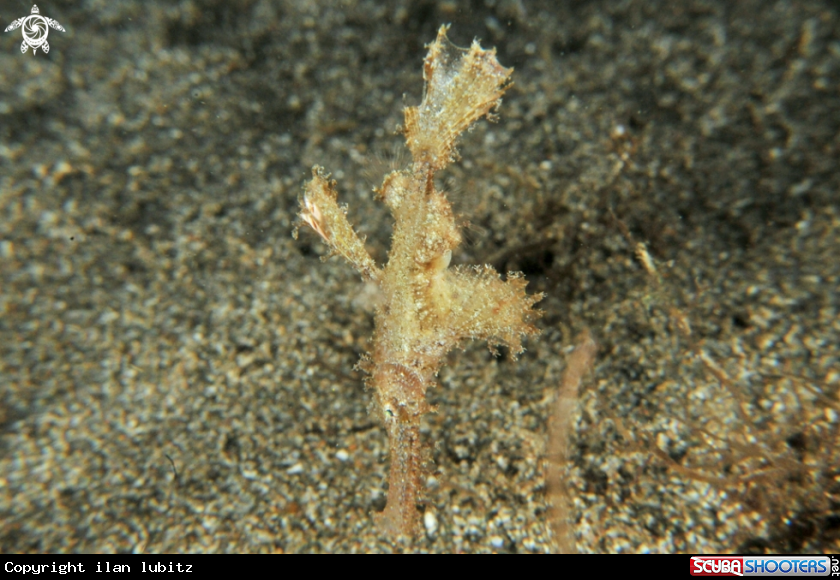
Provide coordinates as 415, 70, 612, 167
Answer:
4, 5, 65, 55
691, 556, 834, 577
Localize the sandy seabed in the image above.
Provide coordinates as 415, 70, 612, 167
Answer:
1, 0, 838, 553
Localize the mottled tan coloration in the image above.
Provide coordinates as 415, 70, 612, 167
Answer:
547, 330, 597, 553
404, 29, 513, 170
296, 25, 542, 539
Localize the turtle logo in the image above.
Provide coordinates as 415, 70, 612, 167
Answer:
4, 5, 65, 55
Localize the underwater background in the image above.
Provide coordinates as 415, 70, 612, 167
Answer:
1, 0, 838, 553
